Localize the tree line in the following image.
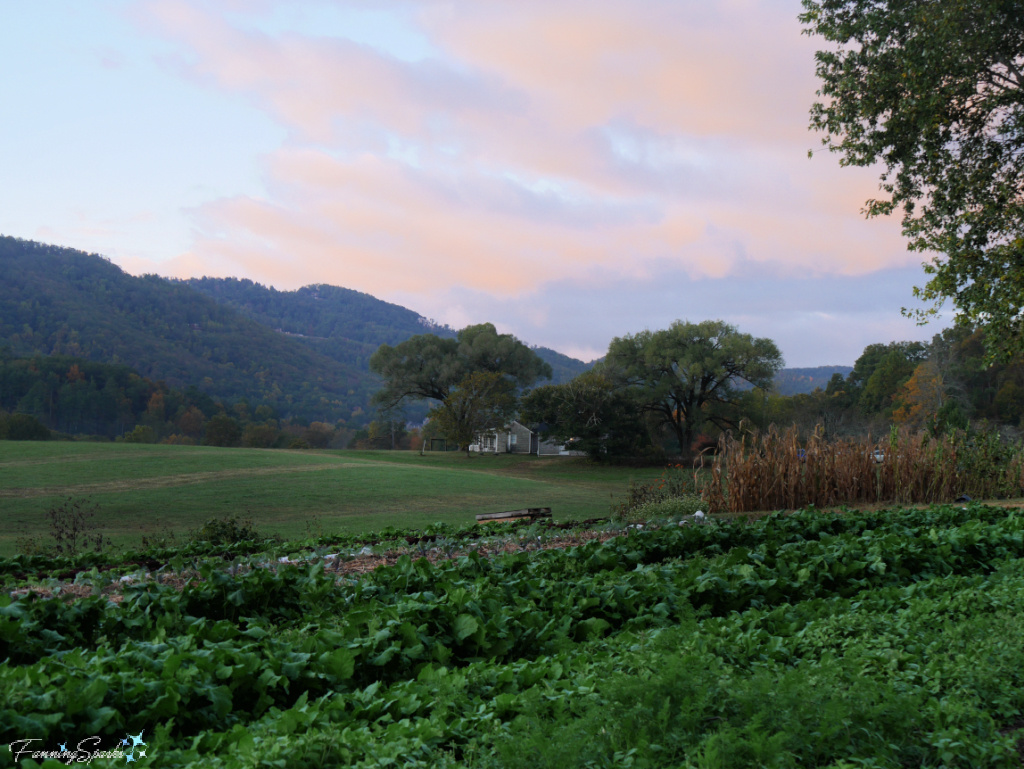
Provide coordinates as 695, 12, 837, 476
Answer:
4, 319, 1020, 457
371, 320, 784, 459
372, 320, 1024, 461
769, 325, 1024, 440
0, 349, 346, 449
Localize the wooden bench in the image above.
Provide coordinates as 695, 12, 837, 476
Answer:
476, 507, 552, 524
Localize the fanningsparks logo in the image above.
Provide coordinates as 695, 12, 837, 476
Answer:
8, 732, 150, 765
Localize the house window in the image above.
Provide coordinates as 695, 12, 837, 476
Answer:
510, 434, 517, 446
483, 434, 496, 451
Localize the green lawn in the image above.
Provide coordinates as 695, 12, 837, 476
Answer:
0, 442, 663, 555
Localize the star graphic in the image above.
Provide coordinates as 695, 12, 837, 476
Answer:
59, 743, 67, 752
121, 737, 130, 747
130, 732, 146, 747
125, 753, 136, 763
139, 751, 147, 758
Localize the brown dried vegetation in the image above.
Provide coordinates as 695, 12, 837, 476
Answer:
700, 425, 1024, 514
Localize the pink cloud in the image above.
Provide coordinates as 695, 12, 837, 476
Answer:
421, 0, 819, 141
137, 0, 525, 143
133, 0, 917, 311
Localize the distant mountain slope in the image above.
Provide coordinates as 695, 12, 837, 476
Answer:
185, 276, 590, 385
0, 237, 591, 424
0, 236, 366, 421
184, 277, 451, 369
774, 366, 853, 396
531, 346, 593, 384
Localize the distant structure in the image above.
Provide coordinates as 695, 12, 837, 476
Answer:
469, 420, 583, 456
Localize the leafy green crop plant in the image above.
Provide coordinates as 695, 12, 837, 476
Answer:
6, 504, 1024, 766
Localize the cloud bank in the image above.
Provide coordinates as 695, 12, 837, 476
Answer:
57, 0, 948, 365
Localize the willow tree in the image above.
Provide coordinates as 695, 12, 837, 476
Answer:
606, 320, 783, 455
369, 323, 551, 451
426, 372, 518, 456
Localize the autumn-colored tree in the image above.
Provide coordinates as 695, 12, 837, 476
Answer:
145, 391, 166, 422
304, 422, 336, 449
177, 406, 205, 438
893, 360, 948, 429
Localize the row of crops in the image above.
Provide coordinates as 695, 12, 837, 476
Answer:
5, 504, 1024, 767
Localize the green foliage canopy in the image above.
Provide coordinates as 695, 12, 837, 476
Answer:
801, 0, 1024, 356
369, 323, 552, 409
202, 413, 242, 448
426, 371, 518, 455
370, 323, 551, 450
0, 412, 51, 441
520, 369, 649, 459
854, 342, 928, 415
606, 320, 783, 454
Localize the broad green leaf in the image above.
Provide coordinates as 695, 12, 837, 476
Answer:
453, 614, 478, 642
320, 648, 355, 681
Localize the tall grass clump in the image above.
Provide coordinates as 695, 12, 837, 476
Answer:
613, 464, 703, 523
700, 425, 1024, 513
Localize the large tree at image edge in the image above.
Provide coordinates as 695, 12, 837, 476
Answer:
801, 0, 1024, 357
606, 320, 783, 455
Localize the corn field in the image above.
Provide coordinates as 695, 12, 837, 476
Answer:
699, 426, 1024, 514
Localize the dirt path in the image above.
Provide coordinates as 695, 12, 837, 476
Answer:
7, 526, 626, 604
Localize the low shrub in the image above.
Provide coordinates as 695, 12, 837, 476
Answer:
188, 514, 263, 545
242, 424, 282, 448
618, 494, 705, 524
613, 464, 699, 520
119, 424, 156, 443
161, 434, 197, 445
138, 522, 178, 550
2, 412, 51, 441
13, 532, 49, 556
46, 496, 108, 556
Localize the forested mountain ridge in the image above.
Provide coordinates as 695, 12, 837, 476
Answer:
0, 237, 591, 424
0, 237, 366, 422
183, 276, 591, 385
0, 236, 839, 433
183, 277, 451, 376
732, 366, 855, 396
774, 366, 854, 396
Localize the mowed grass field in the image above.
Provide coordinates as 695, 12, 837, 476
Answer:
0, 442, 663, 556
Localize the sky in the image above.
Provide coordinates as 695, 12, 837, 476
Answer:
0, 0, 951, 366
